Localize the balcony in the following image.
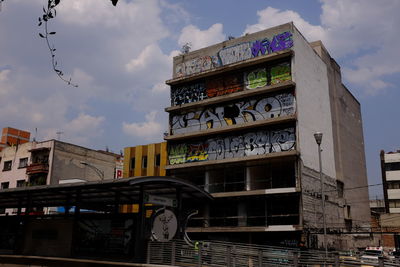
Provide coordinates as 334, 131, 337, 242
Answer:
26, 163, 49, 175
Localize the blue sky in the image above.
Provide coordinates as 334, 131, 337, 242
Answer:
0, 0, 399, 198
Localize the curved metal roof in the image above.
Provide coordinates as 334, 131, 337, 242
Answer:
0, 176, 213, 210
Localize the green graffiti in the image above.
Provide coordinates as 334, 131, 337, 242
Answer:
271, 64, 291, 85
168, 144, 187, 165
246, 69, 267, 89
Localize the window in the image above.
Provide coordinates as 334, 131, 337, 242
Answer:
388, 182, 400, 189
142, 156, 148, 168
1, 182, 9, 189
130, 157, 135, 170
385, 162, 400, 171
337, 181, 344, 198
17, 180, 26, 188
19, 157, 29, 168
389, 200, 400, 208
155, 154, 161, 167
3, 160, 12, 171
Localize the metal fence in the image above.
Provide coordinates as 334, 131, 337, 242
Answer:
147, 239, 400, 267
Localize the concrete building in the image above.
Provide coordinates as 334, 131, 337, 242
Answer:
164, 22, 370, 250
379, 150, 400, 248
122, 142, 168, 213
0, 139, 120, 214
0, 127, 30, 151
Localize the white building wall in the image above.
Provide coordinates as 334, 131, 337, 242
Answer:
0, 142, 32, 188
291, 27, 336, 179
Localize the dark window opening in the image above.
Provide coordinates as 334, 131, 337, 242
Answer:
3, 160, 12, 171
1, 182, 9, 189
16, 180, 26, 188
385, 162, 400, 171
155, 154, 161, 166
142, 156, 147, 169
130, 157, 135, 170
337, 180, 344, 198
19, 157, 29, 168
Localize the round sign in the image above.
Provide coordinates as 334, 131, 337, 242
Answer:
151, 209, 178, 242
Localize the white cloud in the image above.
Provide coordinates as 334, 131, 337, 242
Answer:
244, 1, 400, 94
122, 111, 164, 141
178, 24, 226, 51
244, 7, 325, 43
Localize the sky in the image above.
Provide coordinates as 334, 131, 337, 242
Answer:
0, 0, 399, 198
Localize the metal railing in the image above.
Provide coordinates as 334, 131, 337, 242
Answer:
147, 239, 400, 267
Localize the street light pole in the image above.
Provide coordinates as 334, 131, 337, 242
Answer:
314, 132, 327, 257
80, 161, 104, 181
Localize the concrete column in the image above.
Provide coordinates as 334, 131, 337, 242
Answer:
204, 171, 210, 192
246, 167, 251, 191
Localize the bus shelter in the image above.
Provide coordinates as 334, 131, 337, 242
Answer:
0, 176, 213, 262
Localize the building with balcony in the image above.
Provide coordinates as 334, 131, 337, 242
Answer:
0, 139, 120, 214
380, 150, 400, 249
164, 22, 370, 250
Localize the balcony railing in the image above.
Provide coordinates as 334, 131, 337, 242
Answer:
26, 163, 49, 175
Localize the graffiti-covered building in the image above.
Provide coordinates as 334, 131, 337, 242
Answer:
164, 23, 370, 250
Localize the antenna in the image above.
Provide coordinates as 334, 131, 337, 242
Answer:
33, 128, 38, 142
56, 131, 64, 141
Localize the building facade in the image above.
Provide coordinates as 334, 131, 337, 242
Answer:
0, 139, 119, 213
380, 150, 400, 248
0, 127, 30, 151
164, 23, 370, 249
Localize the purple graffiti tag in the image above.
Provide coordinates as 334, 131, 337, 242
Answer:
251, 40, 266, 57
251, 31, 293, 57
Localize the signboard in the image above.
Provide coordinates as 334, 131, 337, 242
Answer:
144, 193, 177, 207
151, 209, 178, 242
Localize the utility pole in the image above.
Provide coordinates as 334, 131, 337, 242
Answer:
314, 132, 327, 258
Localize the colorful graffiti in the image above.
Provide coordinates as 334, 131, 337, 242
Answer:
251, 32, 293, 57
171, 82, 207, 106
171, 61, 291, 106
168, 127, 295, 165
206, 73, 243, 98
245, 68, 268, 89
174, 31, 293, 78
171, 92, 295, 135
271, 62, 291, 85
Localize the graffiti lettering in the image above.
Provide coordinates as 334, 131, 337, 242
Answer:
168, 127, 295, 165
175, 56, 220, 78
218, 43, 253, 66
206, 73, 243, 98
251, 32, 293, 57
271, 62, 291, 85
174, 32, 293, 78
171, 93, 295, 135
171, 82, 206, 106
245, 68, 267, 89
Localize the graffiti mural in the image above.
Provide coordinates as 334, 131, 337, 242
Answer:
245, 68, 268, 89
218, 42, 253, 66
171, 92, 295, 135
171, 82, 207, 106
251, 32, 293, 57
271, 62, 291, 85
175, 55, 220, 77
174, 31, 293, 78
168, 127, 295, 165
171, 61, 291, 106
206, 73, 243, 98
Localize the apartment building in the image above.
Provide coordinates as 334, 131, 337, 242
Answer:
164, 22, 370, 250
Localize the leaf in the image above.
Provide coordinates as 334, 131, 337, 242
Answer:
39, 33, 45, 38
111, 0, 118, 6
49, 32, 56, 35
54, 0, 60, 6
38, 22, 42, 27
